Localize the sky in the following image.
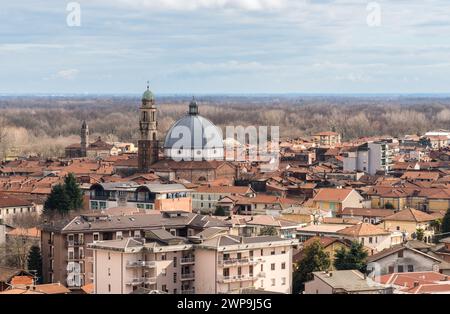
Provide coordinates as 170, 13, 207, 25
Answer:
1, 0, 450, 94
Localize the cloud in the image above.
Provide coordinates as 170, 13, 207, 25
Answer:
109, 0, 288, 11
55, 69, 79, 80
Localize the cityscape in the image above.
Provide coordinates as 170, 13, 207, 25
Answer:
1, 0, 450, 305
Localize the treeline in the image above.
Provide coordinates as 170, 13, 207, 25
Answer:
1, 95, 450, 157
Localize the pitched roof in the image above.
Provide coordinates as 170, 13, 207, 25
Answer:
311, 270, 389, 292
312, 188, 357, 203
0, 193, 32, 207
384, 208, 435, 223
337, 223, 390, 237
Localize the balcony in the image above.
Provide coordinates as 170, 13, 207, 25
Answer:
67, 254, 84, 261
180, 257, 195, 264
218, 258, 259, 266
126, 278, 144, 286
67, 240, 84, 247
126, 277, 156, 286
181, 272, 195, 281
126, 260, 156, 268
181, 289, 195, 294
218, 274, 257, 283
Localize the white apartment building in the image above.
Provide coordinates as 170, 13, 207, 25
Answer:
88, 228, 299, 294
89, 230, 195, 294
343, 141, 395, 175
194, 235, 297, 294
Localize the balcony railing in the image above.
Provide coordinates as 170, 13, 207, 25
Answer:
181, 289, 195, 294
218, 274, 257, 283
126, 277, 156, 285
126, 278, 144, 286
180, 257, 195, 264
126, 260, 156, 268
67, 240, 84, 247
217, 258, 259, 266
181, 273, 195, 280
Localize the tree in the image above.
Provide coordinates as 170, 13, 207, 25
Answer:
214, 206, 227, 216
415, 228, 425, 241
64, 173, 83, 210
384, 202, 394, 209
259, 226, 278, 236
293, 240, 330, 293
43, 173, 83, 216
44, 184, 71, 215
27, 245, 42, 284
333, 241, 368, 273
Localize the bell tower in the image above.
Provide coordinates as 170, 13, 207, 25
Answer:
138, 82, 159, 172
80, 120, 89, 157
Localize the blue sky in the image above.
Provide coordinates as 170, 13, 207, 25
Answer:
1, 0, 450, 94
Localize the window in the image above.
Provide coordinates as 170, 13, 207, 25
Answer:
173, 273, 177, 283
173, 289, 177, 294
93, 233, 99, 242
116, 231, 123, 240
108, 284, 111, 292
271, 250, 275, 255
271, 263, 275, 271
108, 268, 111, 276
281, 277, 286, 285
281, 262, 286, 270
173, 257, 177, 267
134, 230, 141, 238
223, 268, 230, 277
260, 249, 264, 256
161, 254, 167, 261
161, 268, 166, 276
398, 250, 404, 258
408, 265, 414, 272
260, 280, 264, 287
398, 265, 404, 273
369, 237, 373, 244
162, 284, 167, 292
271, 279, 275, 286
388, 266, 394, 273
108, 252, 111, 260
260, 265, 263, 271
396, 226, 400, 231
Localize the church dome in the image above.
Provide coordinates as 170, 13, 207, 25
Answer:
164, 98, 224, 161
142, 85, 154, 101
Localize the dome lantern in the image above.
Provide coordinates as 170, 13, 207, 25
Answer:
189, 96, 199, 115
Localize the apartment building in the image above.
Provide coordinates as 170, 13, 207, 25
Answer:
343, 141, 395, 175
194, 235, 297, 294
40, 211, 228, 290
88, 228, 299, 294
87, 182, 192, 212
89, 230, 195, 294
313, 132, 341, 147
191, 185, 255, 212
